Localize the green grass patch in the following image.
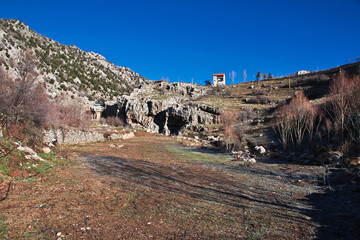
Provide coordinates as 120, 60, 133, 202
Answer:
166, 144, 231, 165
0, 157, 11, 176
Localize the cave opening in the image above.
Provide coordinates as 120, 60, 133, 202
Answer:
167, 115, 187, 135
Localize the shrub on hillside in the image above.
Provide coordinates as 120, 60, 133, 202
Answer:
105, 116, 124, 127
325, 72, 360, 151
273, 91, 319, 150
247, 95, 272, 104
220, 110, 241, 151
0, 51, 50, 144
238, 108, 256, 122
220, 108, 256, 151
250, 89, 266, 96
0, 51, 91, 145
47, 97, 90, 130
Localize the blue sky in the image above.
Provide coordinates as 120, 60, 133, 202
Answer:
1, 0, 360, 84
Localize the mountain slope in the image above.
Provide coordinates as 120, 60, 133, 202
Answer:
0, 19, 148, 102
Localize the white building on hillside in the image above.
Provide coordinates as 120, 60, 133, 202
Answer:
213, 73, 226, 86
296, 70, 310, 75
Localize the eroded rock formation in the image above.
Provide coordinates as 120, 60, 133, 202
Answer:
117, 96, 221, 135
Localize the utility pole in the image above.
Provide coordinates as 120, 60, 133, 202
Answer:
192, 77, 193, 84
289, 76, 291, 89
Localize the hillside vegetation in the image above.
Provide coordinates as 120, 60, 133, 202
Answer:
0, 19, 147, 102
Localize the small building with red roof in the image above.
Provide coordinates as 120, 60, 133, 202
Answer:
213, 73, 226, 86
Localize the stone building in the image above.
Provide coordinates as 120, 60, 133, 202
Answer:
213, 73, 226, 86
296, 70, 310, 75
90, 103, 105, 120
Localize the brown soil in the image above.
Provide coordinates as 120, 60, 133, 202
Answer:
1, 132, 359, 239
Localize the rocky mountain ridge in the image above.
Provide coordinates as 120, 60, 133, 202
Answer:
0, 19, 148, 103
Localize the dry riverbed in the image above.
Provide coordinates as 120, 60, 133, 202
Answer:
1, 132, 359, 239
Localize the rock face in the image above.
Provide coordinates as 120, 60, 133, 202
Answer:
131, 81, 210, 100
117, 96, 221, 135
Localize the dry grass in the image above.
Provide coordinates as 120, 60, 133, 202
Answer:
1, 132, 345, 239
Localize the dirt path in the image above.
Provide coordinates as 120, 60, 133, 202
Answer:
2, 132, 359, 239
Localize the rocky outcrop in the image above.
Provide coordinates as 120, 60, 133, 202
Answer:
117, 96, 221, 135
130, 81, 210, 100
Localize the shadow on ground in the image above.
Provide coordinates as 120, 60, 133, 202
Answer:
83, 150, 360, 239
84, 153, 315, 227
305, 168, 360, 240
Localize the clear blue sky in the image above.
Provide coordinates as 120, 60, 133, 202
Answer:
1, 0, 360, 84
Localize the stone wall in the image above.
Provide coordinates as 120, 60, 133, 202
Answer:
43, 128, 134, 145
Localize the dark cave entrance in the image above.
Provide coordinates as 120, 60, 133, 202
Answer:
167, 115, 187, 135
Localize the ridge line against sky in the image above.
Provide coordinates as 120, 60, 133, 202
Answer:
1, 0, 360, 84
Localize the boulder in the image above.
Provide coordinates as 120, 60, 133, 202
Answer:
42, 147, 51, 154
17, 144, 44, 161
255, 146, 266, 154
233, 152, 257, 163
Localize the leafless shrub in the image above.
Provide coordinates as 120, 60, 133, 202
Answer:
0, 51, 51, 143
250, 89, 266, 96
105, 116, 124, 127
273, 91, 319, 150
220, 110, 238, 128
220, 109, 256, 151
238, 108, 255, 122
222, 125, 241, 151
48, 97, 91, 129
259, 95, 272, 104
247, 95, 272, 104
318, 74, 330, 81
327, 72, 360, 139
220, 110, 241, 151
326, 72, 360, 149
208, 84, 225, 96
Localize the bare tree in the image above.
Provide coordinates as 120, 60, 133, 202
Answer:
221, 110, 241, 151
229, 70, 236, 85
0, 51, 50, 142
327, 71, 352, 140
243, 69, 247, 82
49, 96, 90, 129
273, 91, 319, 150
289, 91, 318, 147
272, 104, 293, 150
327, 72, 360, 142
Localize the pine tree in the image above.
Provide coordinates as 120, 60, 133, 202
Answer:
262, 73, 267, 80
256, 71, 261, 82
